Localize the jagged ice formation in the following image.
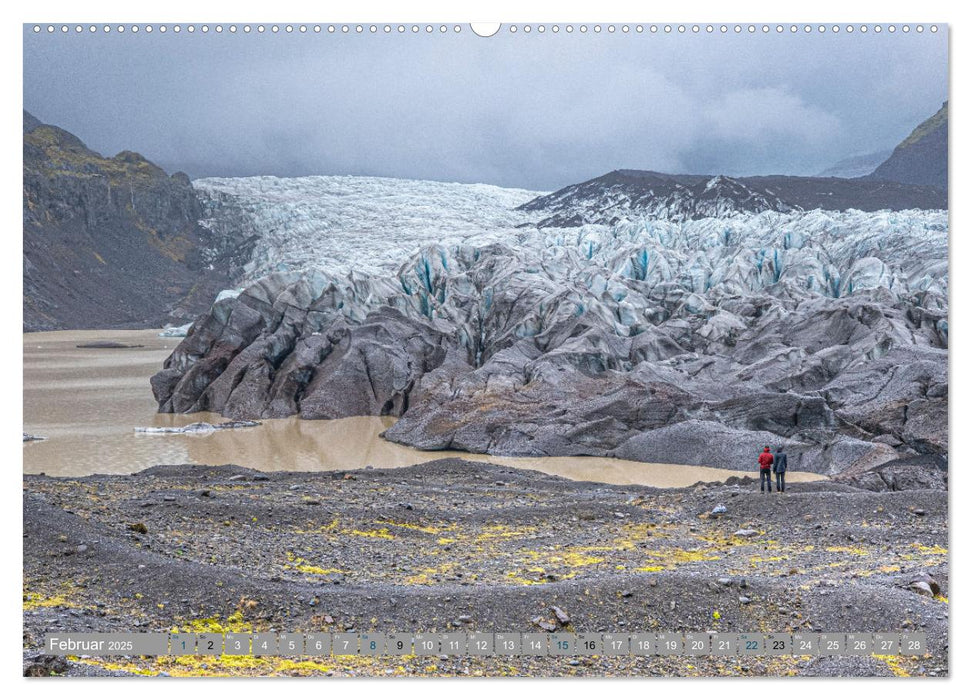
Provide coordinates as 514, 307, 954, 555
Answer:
153, 206, 947, 476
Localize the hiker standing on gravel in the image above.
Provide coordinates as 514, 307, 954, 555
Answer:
773, 446, 788, 493
758, 445, 774, 493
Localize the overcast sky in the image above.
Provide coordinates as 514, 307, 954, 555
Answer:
23, 25, 948, 191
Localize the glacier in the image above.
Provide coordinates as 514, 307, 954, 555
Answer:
155, 180, 948, 480
195, 175, 540, 284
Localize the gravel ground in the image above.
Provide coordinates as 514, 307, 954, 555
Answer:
23, 459, 948, 677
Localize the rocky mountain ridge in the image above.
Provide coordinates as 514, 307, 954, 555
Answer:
22, 111, 250, 331
518, 170, 946, 228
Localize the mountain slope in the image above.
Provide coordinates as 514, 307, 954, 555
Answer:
815, 150, 892, 179
519, 170, 945, 227
868, 102, 948, 191
23, 111, 242, 331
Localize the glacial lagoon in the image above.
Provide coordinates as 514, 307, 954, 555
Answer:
23, 330, 825, 486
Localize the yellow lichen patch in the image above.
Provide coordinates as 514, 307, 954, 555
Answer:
504, 570, 555, 585
297, 564, 344, 575
824, 546, 870, 556
635, 565, 665, 572
173, 610, 251, 635
114, 656, 333, 677
403, 573, 437, 585
853, 563, 904, 578
345, 528, 395, 540
155, 654, 272, 676
763, 657, 805, 677
93, 251, 106, 265
912, 544, 947, 555
403, 561, 458, 585
380, 521, 444, 535
639, 546, 722, 570
74, 659, 157, 676
606, 521, 667, 551
477, 524, 538, 541
503, 545, 611, 581
692, 529, 756, 549
749, 555, 785, 565
284, 551, 345, 576
873, 654, 910, 677
23, 588, 74, 611
274, 659, 333, 675
294, 517, 340, 535
548, 551, 604, 567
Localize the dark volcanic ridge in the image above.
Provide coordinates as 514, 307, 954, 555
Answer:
23, 460, 948, 677
22, 111, 253, 332
519, 104, 947, 228
517, 170, 946, 228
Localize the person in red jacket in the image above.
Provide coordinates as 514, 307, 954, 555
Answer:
758, 445, 774, 493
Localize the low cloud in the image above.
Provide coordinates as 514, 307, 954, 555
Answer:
24, 28, 947, 190
702, 87, 842, 146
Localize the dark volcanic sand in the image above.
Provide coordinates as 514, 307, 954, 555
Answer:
23, 459, 947, 677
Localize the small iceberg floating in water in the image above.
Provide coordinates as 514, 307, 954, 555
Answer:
135, 420, 261, 435
158, 322, 194, 338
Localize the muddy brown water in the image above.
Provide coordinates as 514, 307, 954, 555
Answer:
23, 330, 826, 486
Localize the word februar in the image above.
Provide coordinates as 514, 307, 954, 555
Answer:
47, 637, 110, 653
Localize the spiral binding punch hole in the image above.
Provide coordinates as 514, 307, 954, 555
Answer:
30, 23, 941, 36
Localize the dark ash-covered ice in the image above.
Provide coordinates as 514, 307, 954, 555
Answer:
152, 209, 947, 479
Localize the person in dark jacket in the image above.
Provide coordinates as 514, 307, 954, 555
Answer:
758, 445, 774, 493
773, 446, 788, 492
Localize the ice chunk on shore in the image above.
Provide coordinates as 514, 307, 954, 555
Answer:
135, 420, 260, 434
215, 288, 242, 302
159, 323, 194, 338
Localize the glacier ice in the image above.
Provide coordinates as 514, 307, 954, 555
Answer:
156, 186, 947, 477
135, 420, 260, 434
194, 175, 540, 286
158, 322, 194, 338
